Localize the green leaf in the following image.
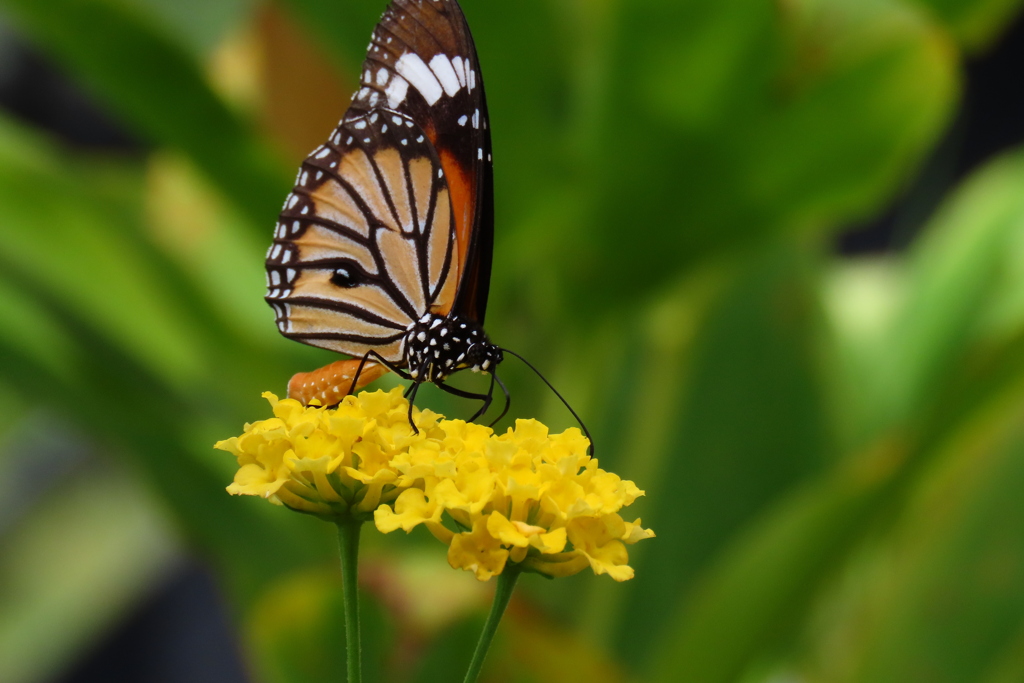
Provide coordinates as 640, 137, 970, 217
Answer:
0, 467, 176, 683
125, 0, 257, 58
650, 443, 897, 683
0, 114, 329, 603
912, 0, 1024, 50
840, 418, 1024, 682
0, 117, 207, 389
605, 244, 831, 672
0, 0, 290, 229
648, 146, 1024, 683
648, 332, 1024, 683
569, 0, 957, 313
983, 623, 1024, 683
0, 274, 76, 380
847, 149, 1024, 442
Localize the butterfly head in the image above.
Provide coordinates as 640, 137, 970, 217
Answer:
405, 313, 502, 383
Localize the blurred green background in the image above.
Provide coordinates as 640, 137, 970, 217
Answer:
2, 0, 1024, 681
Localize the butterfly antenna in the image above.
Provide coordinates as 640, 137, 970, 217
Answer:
499, 348, 594, 454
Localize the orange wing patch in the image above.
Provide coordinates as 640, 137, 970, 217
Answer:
437, 148, 474, 313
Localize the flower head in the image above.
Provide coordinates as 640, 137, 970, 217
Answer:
214, 388, 443, 521
217, 389, 654, 580
375, 418, 654, 581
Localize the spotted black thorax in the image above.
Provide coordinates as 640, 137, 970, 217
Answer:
404, 314, 503, 383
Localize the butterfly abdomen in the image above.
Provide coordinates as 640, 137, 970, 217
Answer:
287, 359, 388, 407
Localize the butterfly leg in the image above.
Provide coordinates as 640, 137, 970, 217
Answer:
437, 382, 494, 424
346, 351, 402, 395
467, 373, 496, 423
405, 381, 422, 435
488, 373, 511, 428
346, 352, 374, 396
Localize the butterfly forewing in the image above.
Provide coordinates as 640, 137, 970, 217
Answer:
266, 109, 457, 363
350, 0, 494, 323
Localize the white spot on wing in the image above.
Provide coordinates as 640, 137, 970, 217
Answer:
458, 115, 468, 126
376, 68, 390, 86
395, 53, 443, 105
452, 56, 467, 86
386, 75, 410, 107
429, 54, 462, 97
472, 109, 480, 129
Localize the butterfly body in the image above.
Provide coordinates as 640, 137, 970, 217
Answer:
404, 312, 502, 383
267, 0, 501, 406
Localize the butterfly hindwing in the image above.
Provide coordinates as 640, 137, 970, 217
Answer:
266, 108, 458, 363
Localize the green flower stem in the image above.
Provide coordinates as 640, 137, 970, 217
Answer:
463, 566, 521, 683
336, 520, 363, 683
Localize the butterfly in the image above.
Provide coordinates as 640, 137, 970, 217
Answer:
265, 0, 504, 417
265, 0, 590, 441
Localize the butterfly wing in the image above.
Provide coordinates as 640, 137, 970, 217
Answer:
267, 0, 494, 371
349, 0, 494, 323
267, 109, 457, 363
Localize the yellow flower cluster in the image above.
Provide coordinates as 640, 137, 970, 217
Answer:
375, 418, 654, 582
215, 389, 439, 521
217, 388, 654, 581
